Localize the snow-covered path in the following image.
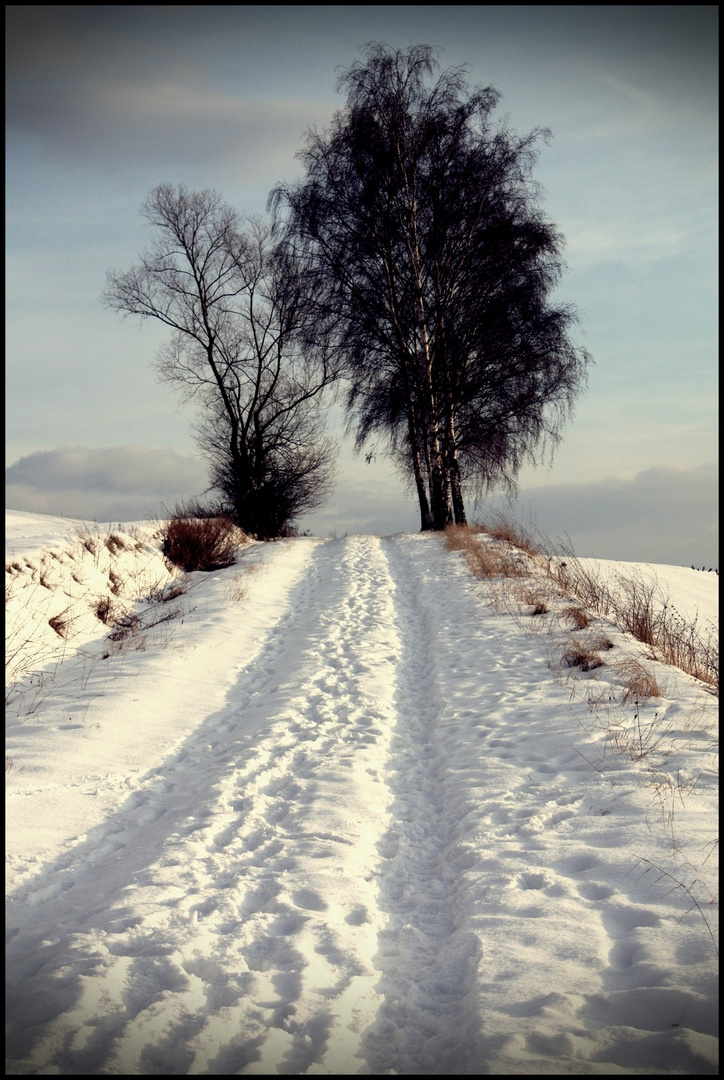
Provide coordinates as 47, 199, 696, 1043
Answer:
6, 531, 718, 1074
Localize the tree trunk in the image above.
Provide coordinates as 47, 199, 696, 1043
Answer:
417, 307, 452, 530
444, 404, 467, 525
423, 393, 453, 530
450, 457, 466, 525
406, 408, 434, 530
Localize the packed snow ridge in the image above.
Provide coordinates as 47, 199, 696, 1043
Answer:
5, 513, 719, 1075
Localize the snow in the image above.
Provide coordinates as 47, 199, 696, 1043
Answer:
572, 558, 718, 635
5, 510, 718, 1075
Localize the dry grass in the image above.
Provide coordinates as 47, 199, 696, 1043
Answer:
108, 569, 124, 596
449, 511, 716, 693
584, 630, 615, 653
224, 573, 250, 603
95, 596, 116, 625
560, 639, 605, 672
526, 594, 550, 616
48, 612, 70, 638
542, 549, 717, 694
510, 582, 550, 616
107, 612, 142, 642
6, 522, 183, 710
105, 533, 129, 556
78, 532, 98, 557
560, 606, 590, 630
633, 855, 718, 957
608, 706, 670, 762
443, 524, 526, 579
157, 584, 187, 603
615, 657, 661, 704
476, 513, 542, 558
445, 514, 717, 948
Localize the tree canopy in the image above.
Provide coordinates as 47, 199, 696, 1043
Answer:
272, 43, 592, 529
104, 185, 337, 539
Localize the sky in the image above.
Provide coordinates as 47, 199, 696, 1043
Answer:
5, 510, 719, 1074
5, 6, 719, 566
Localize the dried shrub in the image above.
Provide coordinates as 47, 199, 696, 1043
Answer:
161, 508, 239, 572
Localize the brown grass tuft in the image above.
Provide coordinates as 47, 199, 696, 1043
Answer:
48, 613, 69, 638
105, 533, 128, 555
444, 524, 525, 579
561, 606, 590, 629
561, 640, 605, 672
108, 569, 124, 596
476, 513, 541, 558
512, 583, 550, 615
161, 508, 240, 573
585, 630, 615, 652
616, 658, 661, 703
79, 533, 98, 556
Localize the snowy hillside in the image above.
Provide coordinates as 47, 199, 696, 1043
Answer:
5, 511, 718, 1075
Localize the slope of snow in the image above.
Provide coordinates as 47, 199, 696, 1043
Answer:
573, 557, 718, 633
5, 511, 719, 1075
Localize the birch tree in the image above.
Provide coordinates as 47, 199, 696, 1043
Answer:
272, 43, 591, 529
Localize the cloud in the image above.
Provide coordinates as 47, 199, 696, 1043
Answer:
6, 9, 332, 179
9, 73, 326, 179
481, 463, 718, 569
5, 440, 421, 538
5, 448, 718, 568
6, 446, 210, 523
562, 217, 691, 271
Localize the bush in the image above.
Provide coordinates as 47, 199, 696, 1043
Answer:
161, 508, 240, 572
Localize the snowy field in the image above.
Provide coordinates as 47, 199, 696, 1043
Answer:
5, 510, 718, 1075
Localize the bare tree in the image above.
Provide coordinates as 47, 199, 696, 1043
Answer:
104, 185, 337, 538
272, 43, 592, 529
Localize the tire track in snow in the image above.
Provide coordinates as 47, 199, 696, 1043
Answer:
166, 534, 403, 1075
6, 536, 405, 1075
360, 535, 484, 1075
